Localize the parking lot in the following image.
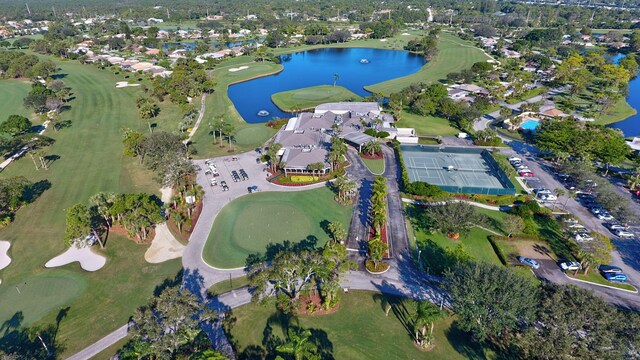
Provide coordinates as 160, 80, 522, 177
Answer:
198, 152, 270, 196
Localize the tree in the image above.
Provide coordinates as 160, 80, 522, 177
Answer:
209, 116, 225, 144
267, 143, 283, 172
503, 214, 524, 237
413, 301, 444, 350
306, 162, 325, 180
90, 192, 116, 228
424, 202, 477, 236
171, 209, 186, 233
333, 73, 340, 87
368, 236, 388, 268
122, 129, 146, 158
333, 176, 356, 203
361, 140, 381, 156
64, 203, 92, 247
0, 115, 32, 136
579, 232, 613, 275
499, 107, 512, 120
222, 122, 236, 150
444, 262, 538, 342
327, 221, 347, 244
122, 286, 217, 359
275, 328, 320, 360
553, 188, 565, 210
593, 129, 631, 175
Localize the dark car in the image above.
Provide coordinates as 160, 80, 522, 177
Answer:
599, 265, 623, 274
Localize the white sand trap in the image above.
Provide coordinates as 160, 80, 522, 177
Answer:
115, 81, 142, 88
0, 241, 11, 271
145, 223, 184, 263
45, 245, 106, 272
228, 66, 249, 72
401, 33, 411, 35
380, 39, 388, 42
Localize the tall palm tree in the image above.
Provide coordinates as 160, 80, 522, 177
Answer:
413, 301, 444, 349
362, 140, 381, 157
275, 328, 319, 360
553, 188, 565, 210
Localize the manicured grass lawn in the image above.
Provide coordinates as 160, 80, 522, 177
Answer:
0, 79, 32, 119
366, 32, 493, 95
208, 275, 249, 295
0, 58, 182, 356
271, 85, 360, 112
203, 187, 352, 268
406, 205, 502, 267
361, 157, 385, 174
554, 91, 637, 126
567, 271, 637, 292
396, 110, 459, 136
227, 290, 494, 360
191, 60, 280, 158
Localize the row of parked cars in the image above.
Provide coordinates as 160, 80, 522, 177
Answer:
559, 262, 628, 282
575, 192, 636, 239
231, 169, 249, 182
509, 156, 535, 177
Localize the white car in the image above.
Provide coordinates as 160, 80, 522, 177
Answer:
560, 262, 582, 271
539, 194, 557, 202
614, 229, 635, 239
509, 156, 522, 163
575, 233, 594, 242
567, 223, 585, 229
596, 213, 615, 221
517, 256, 540, 269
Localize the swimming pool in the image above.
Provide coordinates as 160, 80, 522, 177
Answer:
520, 119, 540, 131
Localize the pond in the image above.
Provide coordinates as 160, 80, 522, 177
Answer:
228, 47, 426, 123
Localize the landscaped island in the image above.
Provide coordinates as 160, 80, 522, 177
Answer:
271, 85, 361, 112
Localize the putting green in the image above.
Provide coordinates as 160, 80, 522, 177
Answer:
203, 188, 352, 268
234, 126, 275, 146
0, 272, 86, 326
271, 85, 361, 112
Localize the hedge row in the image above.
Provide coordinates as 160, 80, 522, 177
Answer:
488, 236, 509, 266
390, 140, 410, 192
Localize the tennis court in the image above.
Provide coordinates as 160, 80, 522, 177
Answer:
400, 145, 515, 195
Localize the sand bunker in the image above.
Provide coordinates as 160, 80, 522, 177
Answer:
144, 223, 185, 263
228, 66, 249, 72
401, 33, 411, 35
115, 81, 142, 88
380, 39, 388, 42
0, 241, 11, 271
45, 245, 106, 272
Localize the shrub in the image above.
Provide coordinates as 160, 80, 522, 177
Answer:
376, 131, 390, 138
405, 181, 443, 197
488, 236, 508, 266
390, 141, 410, 191
364, 128, 377, 137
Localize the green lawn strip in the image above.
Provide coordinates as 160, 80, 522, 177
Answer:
567, 271, 637, 292
361, 157, 385, 175
554, 90, 637, 126
208, 275, 250, 296
505, 87, 544, 104
0, 79, 32, 119
396, 110, 459, 136
203, 187, 352, 268
365, 33, 492, 95
227, 290, 494, 360
0, 57, 183, 355
271, 85, 361, 112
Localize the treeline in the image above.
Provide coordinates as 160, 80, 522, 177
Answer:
65, 192, 163, 247
389, 82, 491, 130
0, 51, 56, 79
404, 29, 440, 60
0, 177, 49, 227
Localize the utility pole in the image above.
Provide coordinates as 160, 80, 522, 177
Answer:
25, 3, 31, 17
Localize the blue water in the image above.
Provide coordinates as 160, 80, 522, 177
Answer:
162, 39, 264, 51
520, 119, 540, 131
607, 53, 640, 136
228, 48, 426, 123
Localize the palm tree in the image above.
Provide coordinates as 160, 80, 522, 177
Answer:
362, 140, 381, 157
307, 162, 325, 180
334, 176, 356, 202
275, 328, 319, 360
564, 190, 576, 209
222, 122, 236, 150
413, 301, 444, 349
209, 117, 225, 144
553, 188, 565, 210
171, 210, 186, 233
333, 73, 340, 87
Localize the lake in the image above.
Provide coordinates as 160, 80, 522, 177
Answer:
228, 47, 426, 123
607, 52, 640, 137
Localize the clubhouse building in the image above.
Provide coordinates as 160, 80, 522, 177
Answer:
273, 102, 414, 175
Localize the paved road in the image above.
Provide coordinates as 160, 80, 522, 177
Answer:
183, 94, 207, 144
501, 141, 640, 310
66, 325, 128, 360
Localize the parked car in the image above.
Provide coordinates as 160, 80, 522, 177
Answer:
599, 265, 623, 274
613, 229, 635, 238
604, 223, 628, 231
539, 194, 557, 202
519, 171, 535, 177
596, 212, 615, 221
575, 233, 593, 242
560, 262, 582, 271
517, 256, 540, 269
604, 272, 628, 282
508, 156, 522, 163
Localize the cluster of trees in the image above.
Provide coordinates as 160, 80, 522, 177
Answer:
0, 113, 57, 170
359, 19, 399, 39
150, 59, 215, 105
535, 119, 630, 172
304, 29, 351, 45
404, 181, 444, 197
65, 192, 163, 247
0, 177, 45, 228
404, 29, 440, 60
368, 176, 389, 269
445, 261, 640, 359
122, 130, 196, 188
0, 51, 56, 79
119, 286, 226, 360
555, 52, 636, 113
136, 97, 160, 131
249, 240, 354, 313
332, 175, 357, 205
424, 202, 478, 237
389, 82, 490, 130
